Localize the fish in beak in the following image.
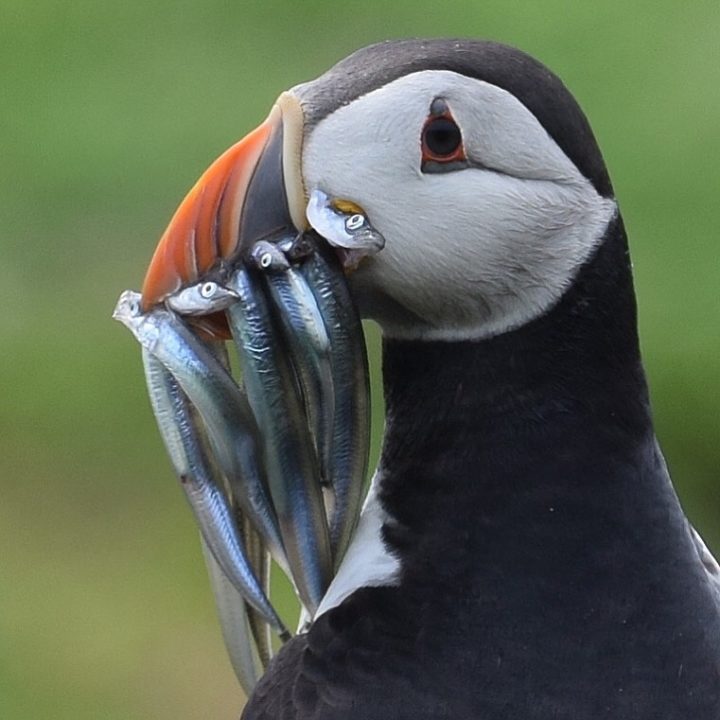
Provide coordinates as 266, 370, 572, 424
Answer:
115, 90, 384, 690
140, 92, 383, 324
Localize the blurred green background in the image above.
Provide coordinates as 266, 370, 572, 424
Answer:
1, 1, 718, 717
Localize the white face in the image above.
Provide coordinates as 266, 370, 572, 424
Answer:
299, 70, 617, 341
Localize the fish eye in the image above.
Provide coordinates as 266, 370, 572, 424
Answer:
200, 281, 217, 298
345, 214, 366, 232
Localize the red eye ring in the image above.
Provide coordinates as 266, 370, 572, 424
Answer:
421, 106, 465, 164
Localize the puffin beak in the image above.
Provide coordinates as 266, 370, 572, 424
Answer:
140, 93, 308, 316
118, 86, 374, 635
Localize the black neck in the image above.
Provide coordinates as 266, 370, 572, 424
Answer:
245, 221, 720, 720
377, 216, 670, 579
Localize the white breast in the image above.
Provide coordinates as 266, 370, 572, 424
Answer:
315, 471, 401, 618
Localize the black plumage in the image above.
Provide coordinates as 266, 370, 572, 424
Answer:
243, 40, 720, 719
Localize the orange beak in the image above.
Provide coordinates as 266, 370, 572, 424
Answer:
140, 94, 307, 325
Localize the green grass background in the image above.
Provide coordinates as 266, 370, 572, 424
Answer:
1, 1, 718, 717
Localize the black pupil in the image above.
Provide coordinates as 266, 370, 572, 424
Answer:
424, 117, 461, 157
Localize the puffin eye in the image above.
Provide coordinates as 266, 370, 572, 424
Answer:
421, 102, 465, 170
423, 117, 462, 158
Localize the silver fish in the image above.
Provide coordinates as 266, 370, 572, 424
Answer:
242, 515, 274, 670
113, 291, 287, 571
140, 346, 287, 636
298, 241, 371, 564
165, 280, 238, 315
190, 344, 276, 674
305, 189, 385, 269
225, 268, 333, 614
251, 239, 336, 491
200, 535, 262, 695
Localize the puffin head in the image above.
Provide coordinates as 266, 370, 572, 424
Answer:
141, 39, 619, 341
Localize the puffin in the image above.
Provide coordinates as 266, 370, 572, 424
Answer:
148, 38, 720, 719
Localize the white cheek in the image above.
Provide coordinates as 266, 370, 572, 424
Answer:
301, 70, 617, 340
350, 172, 614, 338
304, 112, 422, 200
